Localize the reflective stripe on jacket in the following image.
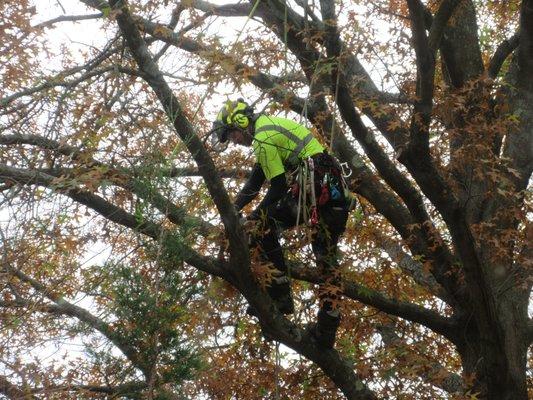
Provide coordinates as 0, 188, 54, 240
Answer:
252, 115, 324, 180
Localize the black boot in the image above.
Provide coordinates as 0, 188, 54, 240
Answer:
308, 309, 340, 348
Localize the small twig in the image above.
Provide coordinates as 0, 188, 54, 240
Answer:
33, 13, 103, 29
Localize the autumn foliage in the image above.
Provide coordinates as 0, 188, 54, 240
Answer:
0, 0, 531, 399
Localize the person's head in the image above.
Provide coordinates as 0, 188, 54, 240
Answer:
211, 99, 254, 147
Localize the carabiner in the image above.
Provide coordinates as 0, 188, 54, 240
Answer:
340, 162, 352, 178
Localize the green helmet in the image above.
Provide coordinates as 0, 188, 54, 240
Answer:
211, 99, 253, 143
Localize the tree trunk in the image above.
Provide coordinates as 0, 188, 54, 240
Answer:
458, 286, 529, 399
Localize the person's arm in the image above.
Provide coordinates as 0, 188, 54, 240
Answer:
234, 163, 266, 211
249, 172, 287, 219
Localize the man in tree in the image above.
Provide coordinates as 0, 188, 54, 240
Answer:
212, 99, 349, 348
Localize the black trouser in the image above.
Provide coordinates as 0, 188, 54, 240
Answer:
249, 193, 349, 313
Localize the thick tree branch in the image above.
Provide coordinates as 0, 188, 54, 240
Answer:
188, 0, 250, 17
398, 3, 504, 344
377, 232, 452, 304
488, 33, 520, 79
517, 0, 533, 92
406, 0, 435, 147
384, 6, 497, 323
377, 324, 465, 394
435, 1, 484, 88
427, 0, 462, 51
501, 3, 533, 193
109, 0, 263, 274
290, 264, 458, 342
29, 381, 147, 396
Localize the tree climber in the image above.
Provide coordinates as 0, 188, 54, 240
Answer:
212, 99, 349, 348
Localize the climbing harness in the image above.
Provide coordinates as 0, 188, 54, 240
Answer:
291, 153, 349, 228
252, 123, 355, 224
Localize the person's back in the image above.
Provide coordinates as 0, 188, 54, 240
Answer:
252, 115, 324, 181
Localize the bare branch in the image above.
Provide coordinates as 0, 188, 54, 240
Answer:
0, 67, 120, 107
33, 13, 103, 29
188, 0, 251, 17
138, 17, 312, 112
0, 133, 215, 237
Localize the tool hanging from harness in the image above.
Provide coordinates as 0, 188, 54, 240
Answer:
291, 152, 348, 226
253, 124, 351, 226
